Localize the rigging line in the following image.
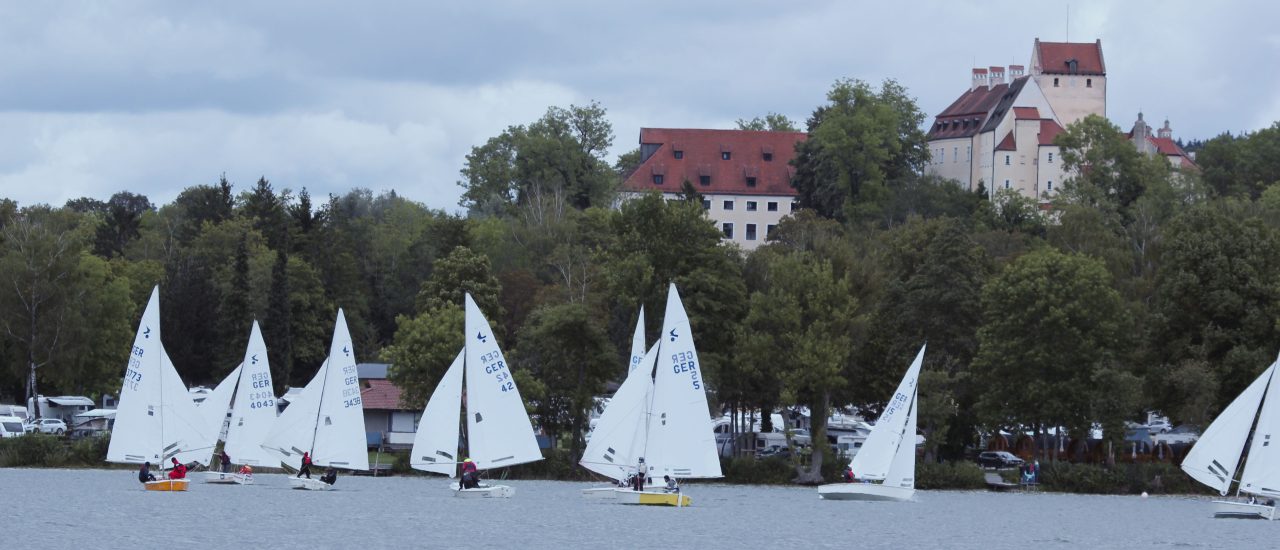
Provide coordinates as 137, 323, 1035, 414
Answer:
307, 356, 334, 459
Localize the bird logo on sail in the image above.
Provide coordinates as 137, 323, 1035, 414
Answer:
251, 354, 259, 364
477, 332, 488, 343
342, 346, 350, 356
669, 328, 678, 342
143, 327, 151, 339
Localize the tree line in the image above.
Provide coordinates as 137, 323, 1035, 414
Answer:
3, 81, 1280, 472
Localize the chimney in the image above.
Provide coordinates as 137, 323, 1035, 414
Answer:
988, 66, 1005, 88
1008, 65, 1025, 79
971, 68, 988, 91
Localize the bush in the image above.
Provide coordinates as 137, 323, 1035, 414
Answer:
68, 435, 110, 464
916, 461, 986, 490
1037, 461, 1213, 494
721, 456, 795, 484
0, 434, 69, 467
505, 449, 595, 481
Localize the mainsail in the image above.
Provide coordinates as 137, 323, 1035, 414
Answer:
223, 321, 279, 466
1181, 362, 1276, 495
848, 345, 924, 482
409, 350, 465, 476
464, 294, 542, 471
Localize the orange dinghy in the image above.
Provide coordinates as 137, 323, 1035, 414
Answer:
145, 479, 190, 492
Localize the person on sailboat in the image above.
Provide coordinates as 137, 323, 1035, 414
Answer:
298, 451, 313, 479
843, 466, 855, 483
168, 458, 187, 480
138, 462, 156, 483
321, 467, 337, 485
461, 458, 479, 489
239, 464, 253, 476
219, 450, 232, 473
632, 460, 646, 492
663, 475, 679, 493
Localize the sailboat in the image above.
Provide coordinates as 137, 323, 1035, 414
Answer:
261, 309, 369, 490
408, 293, 543, 498
579, 284, 722, 506
818, 344, 924, 502
106, 286, 215, 492
1181, 354, 1280, 519
201, 321, 278, 485
580, 307, 649, 500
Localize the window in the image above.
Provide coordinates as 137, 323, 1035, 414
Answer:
1004, 180, 1011, 189
1047, 181, 1053, 191
722, 223, 734, 239
723, 200, 734, 211
674, 150, 684, 159
1004, 155, 1010, 166
652, 174, 664, 185
746, 224, 757, 241
699, 175, 710, 186
745, 176, 757, 187
1086, 78, 1092, 88
767, 201, 778, 212
1019, 155, 1026, 165
721, 152, 731, 161
763, 152, 773, 162
953, 147, 958, 162
701, 199, 711, 210
940, 149, 945, 163
1047, 152, 1054, 163
746, 201, 757, 211
1053, 77, 1059, 87
790, 201, 798, 212
766, 224, 776, 238
967, 146, 972, 161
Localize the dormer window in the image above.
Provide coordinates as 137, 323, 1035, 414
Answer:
763, 152, 773, 162
652, 174, 664, 185
721, 152, 731, 161
699, 175, 710, 186
746, 176, 757, 187
674, 149, 684, 159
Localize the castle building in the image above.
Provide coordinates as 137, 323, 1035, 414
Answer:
1128, 112, 1197, 170
620, 128, 805, 251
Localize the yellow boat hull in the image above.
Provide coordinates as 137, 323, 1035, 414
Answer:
614, 489, 692, 507
145, 479, 189, 492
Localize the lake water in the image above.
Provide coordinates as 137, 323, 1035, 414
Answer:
3, 468, 1273, 549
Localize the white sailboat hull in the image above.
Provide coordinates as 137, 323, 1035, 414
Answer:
612, 488, 691, 507
290, 477, 334, 491
817, 482, 915, 502
454, 483, 515, 498
581, 486, 621, 499
202, 471, 253, 485
1213, 499, 1278, 519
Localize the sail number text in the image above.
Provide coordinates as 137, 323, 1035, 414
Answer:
480, 352, 516, 392
341, 365, 362, 407
123, 366, 143, 392
670, 351, 701, 390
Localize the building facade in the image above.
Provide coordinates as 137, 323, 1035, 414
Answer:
620, 128, 805, 251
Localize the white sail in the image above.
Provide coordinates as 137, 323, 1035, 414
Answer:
464, 293, 542, 471
1240, 356, 1280, 496
645, 284, 722, 479
223, 321, 279, 466
849, 345, 925, 481
581, 343, 659, 481
882, 388, 918, 490
107, 287, 167, 465
1182, 362, 1276, 495
310, 310, 369, 471
107, 286, 213, 469
197, 363, 242, 448
261, 362, 325, 469
628, 307, 646, 373
410, 349, 465, 476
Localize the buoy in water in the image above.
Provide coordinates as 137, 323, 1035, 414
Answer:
1141, 492, 1148, 498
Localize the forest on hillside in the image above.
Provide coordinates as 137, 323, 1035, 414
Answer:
3, 79, 1280, 465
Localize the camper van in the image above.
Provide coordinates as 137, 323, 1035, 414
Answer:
0, 415, 26, 438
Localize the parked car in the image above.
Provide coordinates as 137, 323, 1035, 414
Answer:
977, 451, 1024, 469
27, 418, 67, 435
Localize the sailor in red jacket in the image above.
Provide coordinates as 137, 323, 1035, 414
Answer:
297, 451, 313, 479
168, 458, 187, 480
460, 458, 478, 489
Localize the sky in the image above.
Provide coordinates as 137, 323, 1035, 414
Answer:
1, 0, 1277, 212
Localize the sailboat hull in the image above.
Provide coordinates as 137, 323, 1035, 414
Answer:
454, 483, 515, 498
203, 472, 254, 485
1213, 500, 1277, 519
817, 482, 915, 502
291, 477, 334, 491
144, 479, 189, 492
581, 487, 621, 499
613, 488, 692, 507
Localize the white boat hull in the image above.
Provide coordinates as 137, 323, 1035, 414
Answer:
581, 487, 622, 499
612, 488, 691, 507
455, 483, 515, 498
1213, 499, 1277, 519
817, 482, 915, 502
290, 477, 333, 491
203, 472, 253, 485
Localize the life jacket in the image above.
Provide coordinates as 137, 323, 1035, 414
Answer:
302, 454, 312, 466
462, 461, 477, 474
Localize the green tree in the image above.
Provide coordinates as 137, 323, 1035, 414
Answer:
1056, 114, 1171, 216
973, 248, 1135, 444
515, 302, 615, 458
265, 248, 293, 391
416, 246, 503, 318
790, 79, 929, 221
92, 192, 153, 258
383, 303, 465, 407
736, 112, 798, 132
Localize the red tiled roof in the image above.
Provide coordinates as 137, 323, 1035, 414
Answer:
1013, 107, 1041, 119
621, 129, 805, 197
1148, 137, 1198, 169
1039, 120, 1065, 145
361, 379, 406, 411
972, 68, 988, 74
995, 132, 1017, 151
1035, 39, 1105, 75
